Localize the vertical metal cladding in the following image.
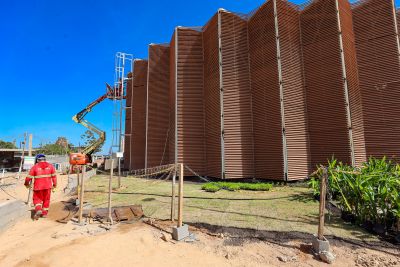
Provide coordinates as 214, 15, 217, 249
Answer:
353, 0, 400, 159
169, 32, 176, 165
124, 72, 133, 170
203, 14, 222, 178
146, 44, 170, 168
275, 0, 310, 180
174, 27, 206, 175
248, 1, 284, 180
338, 0, 366, 166
219, 10, 254, 179
300, 0, 352, 169
131, 60, 148, 170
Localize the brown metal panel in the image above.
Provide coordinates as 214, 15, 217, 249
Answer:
353, 0, 400, 160
203, 14, 222, 178
124, 72, 133, 170
338, 0, 366, 166
276, 0, 310, 180
146, 44, 170, 168
248, 1, 285, 180
176, 27, 206, 175
220, 11, 254, 179
131, 60, 148, 170
169, 32, 176, 165
300, 0, 352, 169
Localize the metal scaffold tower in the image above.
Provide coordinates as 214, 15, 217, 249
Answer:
110, 52, 133, 155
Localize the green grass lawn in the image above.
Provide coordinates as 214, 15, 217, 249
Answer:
84, 175, 378, 242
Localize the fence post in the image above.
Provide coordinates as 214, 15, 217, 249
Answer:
108, 159, 114, 224
78, 165, 86, 224
177, 163, 184, 227
171, 164, 177, 222
318, 167, 328, 240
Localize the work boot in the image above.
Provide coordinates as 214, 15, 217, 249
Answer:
33, 210, 42, 220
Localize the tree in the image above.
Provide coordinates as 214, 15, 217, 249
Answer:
80, 130, 103, 154
37, 143, 67, 155
55, 137, 68, 149
0, 139, 17, 149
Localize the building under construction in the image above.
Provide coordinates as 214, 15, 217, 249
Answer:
124, 0, 400, 181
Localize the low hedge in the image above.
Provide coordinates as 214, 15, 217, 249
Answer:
202, 182, 273, 192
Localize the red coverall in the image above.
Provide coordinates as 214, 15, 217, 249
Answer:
24, 162, 57, 215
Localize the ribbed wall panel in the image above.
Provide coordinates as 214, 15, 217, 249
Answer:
249, 1, 284, 180
124, 73, 133, 169
203, 14, 222, 178
353, 0, 400, 159
220, 11, 254, 179
146, 44, 170, 168
338, 0, 366, 166
276, 0, 310, 180
176, 28, 206, 175
169, 33, 176, 165
301, 0, 352, 169
131, 60, 147, 170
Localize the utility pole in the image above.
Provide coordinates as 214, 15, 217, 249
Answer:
17, 133, 27, 180
28, 134, 33, 156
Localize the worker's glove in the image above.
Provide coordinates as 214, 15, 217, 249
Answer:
25, 184, 30, 189
52, 187, 56, 193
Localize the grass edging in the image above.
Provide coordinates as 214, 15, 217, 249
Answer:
202, 182, 273, 193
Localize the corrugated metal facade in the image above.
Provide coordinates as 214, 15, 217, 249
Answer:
353, 0, 400, 159
300, 0, 352, 169
124, 72, 133, 170
174, 27, 206, 175
249, 1, 285, 180
203, 14, 222, 178
339, 0, 367, 166
123, 0, 400, 179
130, 60, 148, 170
276, 0, 310, 180
220, 10, 255, 179
146, 44, 171, 168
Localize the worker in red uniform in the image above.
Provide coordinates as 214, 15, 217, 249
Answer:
24, 154, 57, 219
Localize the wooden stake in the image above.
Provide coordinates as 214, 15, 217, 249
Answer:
108, 159, 114, 224
170, 165, 177, 222
27, 178, 34, 206
78, 165, 86, 224
318, 167, 328, 240
177, 163, 184, 227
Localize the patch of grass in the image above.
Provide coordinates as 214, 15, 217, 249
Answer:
202, 183, 220, 192
84, 175, 379, 243
201, 182, 273, 192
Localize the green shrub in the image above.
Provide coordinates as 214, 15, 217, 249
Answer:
201, 182, 273, 192
310, 157, 400, 228
201, 183, 220, 192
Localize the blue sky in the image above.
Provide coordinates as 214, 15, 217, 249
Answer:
0, 0, 399, 152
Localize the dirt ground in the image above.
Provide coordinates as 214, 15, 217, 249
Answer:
0, 175, 399, 267
0, 201, 398, 267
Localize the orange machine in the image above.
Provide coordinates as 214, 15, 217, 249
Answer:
69, 83, 122, 165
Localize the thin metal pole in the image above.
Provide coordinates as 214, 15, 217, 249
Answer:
177, 163, 184, 227
170, 165, 177, 222
78, 165, 86, 224
108, 159, 114, 224
318, 167, 328, 240
118, 157, 121, 188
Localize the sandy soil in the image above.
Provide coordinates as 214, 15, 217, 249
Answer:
0, 172, 69, 202
0, 206, 398, 267
0, 175, 399, 267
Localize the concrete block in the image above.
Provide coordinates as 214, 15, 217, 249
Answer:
312, 234, 330, 254
172, 224, 190, 241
